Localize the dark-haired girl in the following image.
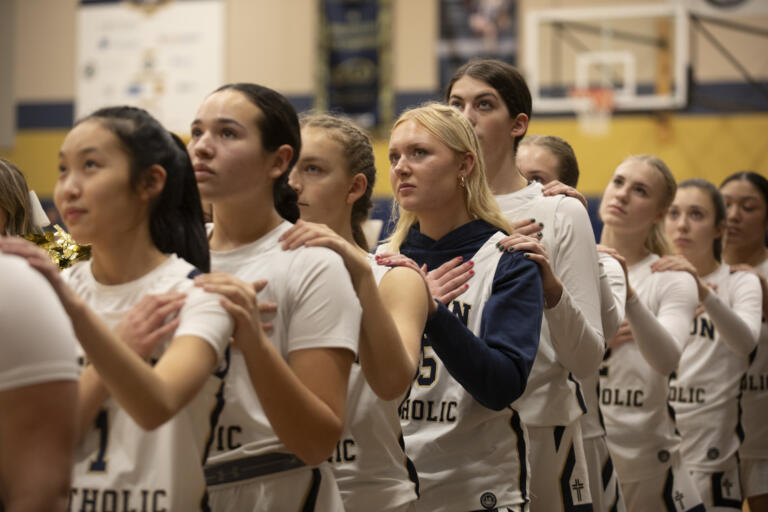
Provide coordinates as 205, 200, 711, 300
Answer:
446, 59, 604, 511
188, 84, 361, 511
279, 113, 426, 511
0, 106, 235, 511
720, 171, 768, 511
661, 179, 762, 510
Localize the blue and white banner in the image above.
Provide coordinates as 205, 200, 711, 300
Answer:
439, 0, 518, 92
76, 0, 224, 135
322, 0, 387, 129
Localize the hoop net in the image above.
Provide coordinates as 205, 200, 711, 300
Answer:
569, 87, 615, 136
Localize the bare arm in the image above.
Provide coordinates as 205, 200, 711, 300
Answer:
0, 237, 224, 431
198, 269, 358, 466
359, 267, 428, 400
0, 381, 78, 512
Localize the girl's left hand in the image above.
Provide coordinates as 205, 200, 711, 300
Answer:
651, 255, 709, 300
541, 180, 588, 209
498, 233, 563, 308
194, 273, 270, 349
0, 236, 76, 307
374, 252, 439, 316
609, 320, 634, 350
279, 220, 369, 283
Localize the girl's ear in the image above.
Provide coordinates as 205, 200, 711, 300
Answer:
346, 173, 368, 205
138, 164, 167, 201
269, 144, 295, 179
510, 113, 529, 140
459, 151, 475, 179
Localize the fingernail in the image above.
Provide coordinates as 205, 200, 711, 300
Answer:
457, 256, 463, 262
464, 284, 469, 289
530, 218, 536, 223
537, 232, 542, 237
468, 260, 474, 266
524, 253, 530, 258
469, 269, 475, 276
495, 241, 500, 248
498, 245, 505, 252
507, 246, 515, 252
539, 222, 544, 227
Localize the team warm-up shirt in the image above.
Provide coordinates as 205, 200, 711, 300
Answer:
65, 254, 234, 512
330, 255, 418, 511
206, 221, 361, 464
392, 219, 542, 512
672, 264, 762, 471
601, 254, 698, 482
496, 183, 604, 427
0, 252, 78, 391
740, 258, 768, 460
581, 253, 627, 440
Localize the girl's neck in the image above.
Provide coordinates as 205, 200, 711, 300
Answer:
600, 226, 651, 267
723, 244, 768, 267
418, 207, 473, 242
486, 151, 529, 196
90, 228, 167, 285
683, 249, 720, 277
209, 196, 284, 251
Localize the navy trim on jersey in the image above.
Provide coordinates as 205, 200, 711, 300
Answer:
510, 411, 529, 506
568, 373, 588, 414
300, 468, 322, 512
398, 433, 420, 497
601, 456, 614, 491
403, 220, 543, 410
560, 442, 593, 511
736, 383, 745, 443
662, 468, 706, 512
186, 268, 203, 280
554, 426, 566, 452
711, 471, 741, 508
202, 347, 230, 464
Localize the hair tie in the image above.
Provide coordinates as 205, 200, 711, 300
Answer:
28, 190, 50, 228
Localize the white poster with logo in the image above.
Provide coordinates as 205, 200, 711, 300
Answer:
76, 0, 224, 135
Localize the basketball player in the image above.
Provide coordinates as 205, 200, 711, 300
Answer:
663, 178, 762, 510
447, 59, 604, 511
0, 106, 235, 511
188, 83, 362, 511
720, 171, 768, 512
598, 155, 704, 512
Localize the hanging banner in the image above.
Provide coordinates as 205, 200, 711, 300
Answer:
439, 0, 518, 92
76, 0, 224, 135
318, 0, 391, 130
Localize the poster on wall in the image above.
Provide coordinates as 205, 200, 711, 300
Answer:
76, 0, 224, 135
318, 0, 392, 130
438, 0, 518, 92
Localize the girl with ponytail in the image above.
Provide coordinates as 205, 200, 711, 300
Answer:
597, 155, 704, 511
0, 105, 235, 511
188, 84, 362, 511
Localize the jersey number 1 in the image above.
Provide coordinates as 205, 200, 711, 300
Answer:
89, 410, 109, 472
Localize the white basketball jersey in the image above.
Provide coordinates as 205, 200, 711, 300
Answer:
601, 254, 697, 482
330, 256, 418, 511
205, 221, 361, 464
65, 255, 233, 512
672, 264, 762, 471
400, 232, 531, 512
582, 254, 627, 440
497, 183, 603, 426
740, 258, 768, 460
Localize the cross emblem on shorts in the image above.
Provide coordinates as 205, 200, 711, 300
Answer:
572, 479, 584, 501
722, 478, 733, 497
674, 491, 685, 509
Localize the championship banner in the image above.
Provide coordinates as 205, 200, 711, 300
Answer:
318, 0, 392, 130
439, 0, 518, 92
76, 0, 224, 135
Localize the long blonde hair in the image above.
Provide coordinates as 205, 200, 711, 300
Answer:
623, 154, 677, 256
387, 103, 510, 250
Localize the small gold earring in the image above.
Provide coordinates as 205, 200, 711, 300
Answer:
459, 175, 466, 188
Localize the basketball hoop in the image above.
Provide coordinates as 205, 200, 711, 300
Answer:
568, 87, 615, 136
